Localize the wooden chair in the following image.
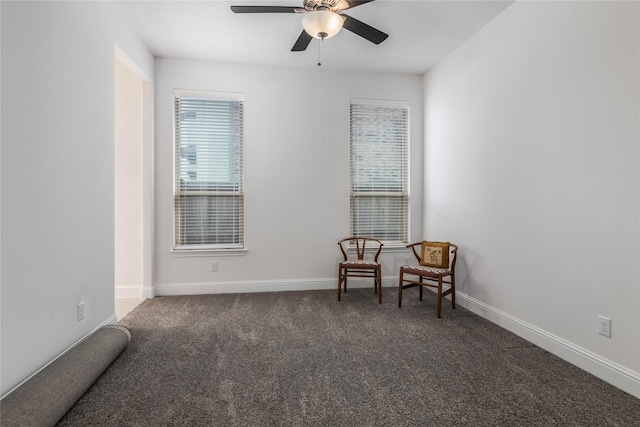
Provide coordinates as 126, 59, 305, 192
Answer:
398, 242, 458, 317
337, 237, 383, 303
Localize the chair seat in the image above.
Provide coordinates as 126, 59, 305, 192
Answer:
342, 259, 379, 268
401, 265, 451, 276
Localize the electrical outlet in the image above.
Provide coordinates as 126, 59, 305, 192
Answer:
78, 302, 86, 321
598, 315, 611, 337
210, 261, 218, 272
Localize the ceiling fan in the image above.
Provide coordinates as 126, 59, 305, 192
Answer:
230, 0, 388, 52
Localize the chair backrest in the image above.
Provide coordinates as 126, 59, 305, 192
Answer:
407, 242, 458, 270
338, 237, 383, 262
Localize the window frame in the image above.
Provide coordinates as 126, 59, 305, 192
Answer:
173, 89, 245, 253
349, 98, 410, 246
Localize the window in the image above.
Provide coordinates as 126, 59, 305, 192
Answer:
350, 100, 409, 244
174, 91, 244, 250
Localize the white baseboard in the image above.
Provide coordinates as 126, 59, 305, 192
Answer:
154, 276, 398, 296
0, 314, 118, 400
115, 285, 155, 300
142, 285, 155, 299
455, 291, 640, 399
115, 286, 141, 299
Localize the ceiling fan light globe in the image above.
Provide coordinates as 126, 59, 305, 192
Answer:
302, 10, 343, 39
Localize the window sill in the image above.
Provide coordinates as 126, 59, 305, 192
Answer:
380, 244, 411, 252
171, 248, 248, 257
347, 244, 410, 253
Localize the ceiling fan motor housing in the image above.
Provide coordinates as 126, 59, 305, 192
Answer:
303, 0, 351, 13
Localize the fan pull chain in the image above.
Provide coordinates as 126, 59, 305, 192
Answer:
317, 38, 322, 67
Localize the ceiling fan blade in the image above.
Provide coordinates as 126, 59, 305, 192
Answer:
230, 6, 301, 13
342, 14, 388, 45
291, 30, 313, 52
344, 0, 376, 9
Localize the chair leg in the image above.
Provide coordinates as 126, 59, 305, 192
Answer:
451, 274, 456, 310
398, 268, 404, 307
337, 265, 343, 301
419, 276, 423, 301
436, 276, 443, 318
377, 266, 382, 304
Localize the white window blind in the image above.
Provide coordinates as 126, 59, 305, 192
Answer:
174, 94, 244, 249
350, 101, 409, 244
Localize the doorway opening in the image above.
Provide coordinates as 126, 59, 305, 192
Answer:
114, 48, 153, 320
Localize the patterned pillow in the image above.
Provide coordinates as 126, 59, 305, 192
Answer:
420, 241, 450, 268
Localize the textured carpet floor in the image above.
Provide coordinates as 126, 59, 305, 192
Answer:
57, 288, 640, 426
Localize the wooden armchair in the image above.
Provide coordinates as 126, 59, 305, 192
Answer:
337, 237, 383, 303
398, 242, 458, 317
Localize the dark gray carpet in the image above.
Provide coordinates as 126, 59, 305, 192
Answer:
57, 289, 640, 426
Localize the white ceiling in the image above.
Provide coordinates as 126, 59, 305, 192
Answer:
118, 0, 514, 75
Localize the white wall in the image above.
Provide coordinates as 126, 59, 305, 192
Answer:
154, 58, 423, 294
1, 1, 153, 395
423, 1, 639, 396
115, 57, 144, 295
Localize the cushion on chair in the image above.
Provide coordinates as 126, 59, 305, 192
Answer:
342, 259, 379, 267
402, 264, 451, 276
420, 241, 450, 268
